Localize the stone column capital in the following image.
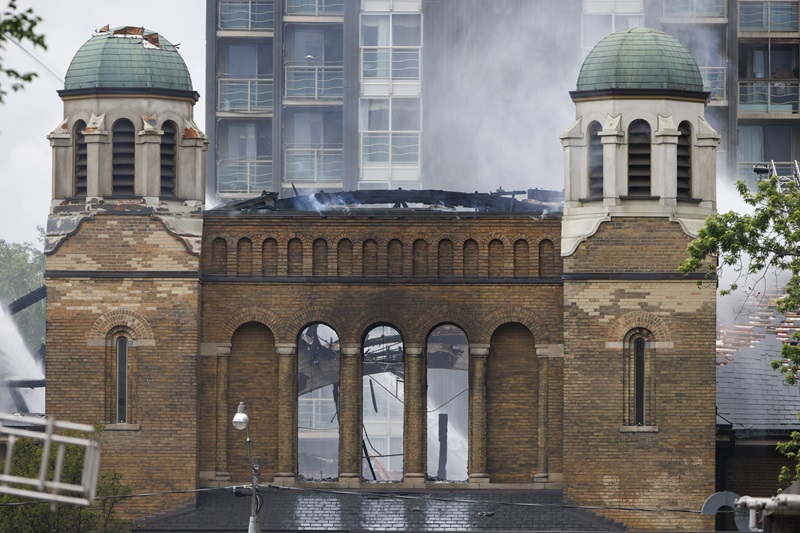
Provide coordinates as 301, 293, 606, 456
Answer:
275, 343, 296, 356
340, 344, 361, 357
405, 345, 423, 357
470, 344, 490, 357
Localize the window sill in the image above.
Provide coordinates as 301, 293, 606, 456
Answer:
105, 423, 140, 431
620, 425, 658, 433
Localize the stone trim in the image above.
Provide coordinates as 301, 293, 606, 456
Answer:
607, 311, 672, 344
89, 309, 154, 343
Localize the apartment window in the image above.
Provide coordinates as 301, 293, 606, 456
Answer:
677, 122, 692, 198
361, 13, 421, 81
284, 110, 343, 183
218, 0, 274, 31
582, 1, 644, 55
218, 41, 274, 112
627, 119, 652, 196
623, 329, 655, 427
73, 120, 87, 198
587, 121, 603, 199
285, 25, 343, 99
285, 0, 344, 16
738, 124, 794, 178
112, 119, 136, 196
663, 0, 725, 17
360, 98, 421, 166
362, 325, 404, 481
297, 323, 340, 481
217, 121, 273, 194
740, 1, 800, 31
160, 121, 177, 198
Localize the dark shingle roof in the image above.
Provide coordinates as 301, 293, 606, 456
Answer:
133, 489, 626, 532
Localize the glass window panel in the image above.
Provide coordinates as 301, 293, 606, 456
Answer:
771, 2, 799, 31
392, 49, 419, 80
664, 0, 691, 16
391, 98, 421, 131
361, 15, 390, 46
361, 99, 390, 131
740, 3, 768, 30
392, 14, 421, 46
116, 337, 128, 423
765, 125, 792, 161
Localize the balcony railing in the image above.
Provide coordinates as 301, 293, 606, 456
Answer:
737, 161, 798, 185
740, 1, 800, 31
361, 132, 420, 165
218, 159, 274, 194
663, 0, 726, 17
285, 0, 344, 15
361, 48, 421, 82
284, 145, 343, 183
219, 0, 274, 31
700, 66, 727, 101
285, 64, 344, 99
739, 81, 799, 113
218, 77, 274, 112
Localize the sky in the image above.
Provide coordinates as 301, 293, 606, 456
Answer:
0, 1, 206, 246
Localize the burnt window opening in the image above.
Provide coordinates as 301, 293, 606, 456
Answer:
624, 328, 655, 427
438, 240, 454, 277
74, 120, 88, 198
211, 238, 228, 276
112, 119, 136, 196
362, 325, 404, 481
463, 240, 478, 278
313, 238, 328, 276
160, 120, 178, 198
426, 324, 469, 481
627, 119, 651, 197
413, 239, 428, 277
337, 239, 353, 277
237, 238, 253, 277
262, 238, 277, 276
677, 121, 692, 199
588, 120, 603, 199
288, 238, 303, 276
514, 239, 530, 278
388, 239, 403, 277
297, 323, 340, 481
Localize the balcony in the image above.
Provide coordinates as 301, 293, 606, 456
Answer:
218, 159, 274, 194
218, 77, 274, 112
218, 0, 274, 31
361, 48, 421, 82
284, 145, 343, 183
285, 0, 344, 16
663, 0, 726, 17
740, 1, 799, 31
700, 66, 727, 102
739, 81, 799, 113
361, 132, 420, 165
737, 161, 798, 185
285, 64, 344, 99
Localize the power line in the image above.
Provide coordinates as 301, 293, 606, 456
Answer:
3, 33, 65, 83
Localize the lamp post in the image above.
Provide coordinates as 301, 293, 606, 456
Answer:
232, 401, 260, 533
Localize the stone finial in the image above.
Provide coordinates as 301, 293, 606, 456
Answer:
48, 117, 70, 138
141, 113, 160, 134
182, 118, 206, 140
83, 113, 105, 134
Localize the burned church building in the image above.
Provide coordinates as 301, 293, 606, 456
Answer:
44, 26, 718, 531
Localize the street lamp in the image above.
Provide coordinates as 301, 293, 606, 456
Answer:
232, 401, 260, 533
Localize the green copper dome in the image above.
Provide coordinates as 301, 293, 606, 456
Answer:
63, 26, 193, 93
576, 28, 704, 93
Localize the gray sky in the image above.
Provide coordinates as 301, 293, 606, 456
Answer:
0, 1, 206, 245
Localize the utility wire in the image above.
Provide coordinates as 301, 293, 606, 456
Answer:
2, 33, 64, 83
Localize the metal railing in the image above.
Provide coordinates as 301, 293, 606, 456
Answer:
219, 0, 274, 30
285, 0, 344, 15
218, 77, 274, 112
285, 65, 344, 99
700, 66, 727, 102
739, 81, 799, 112
361, 48, 421, 82
738, 160, 799, 183
284, 146, 343, 183
218, 159, 274, 194
361, 132, 420, 165
663, 0, 726, 17
739, 1, 800, 31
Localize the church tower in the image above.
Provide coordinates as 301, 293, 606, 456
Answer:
559, 28, 719, 531
44, 26, 206, 514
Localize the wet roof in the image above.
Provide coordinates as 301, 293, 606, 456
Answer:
63, 26, 193, 93
576, 28, 704, 94
134, 488, 626, 532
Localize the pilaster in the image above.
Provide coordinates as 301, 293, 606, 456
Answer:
404, 345, 425, 482
468, 344, 489, 483
275, 343, 296, 482
339, 344, 361, 481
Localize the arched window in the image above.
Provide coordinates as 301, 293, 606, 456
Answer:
313, 238, 328, 276
363, 239, 378, 276
627, 119, 651, 197
413, 239, 428, 277
624, 328, 655, 427
362, 325, 404, 481
677, 121, 692, 199
463, 240, 478, 278
262, 238, 278, 276
106, 329, 135, 425
288, 238, 303, 276
112, 119, 136, 196
160, 120, 178, 198
438, 239, 453, 277
297, 323, 340, 481
337, 239, 353, 276
426, 324, 469, 481
588, 120, 603, 199
115, 336, 129, 423
488, 239, 504, 278
237, 238, 253, 277
211, 238, 228, 276
387, 239, 403, 277
538, 239, 557, 277
513, 239, 529, 278
73, 120, 87, 198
